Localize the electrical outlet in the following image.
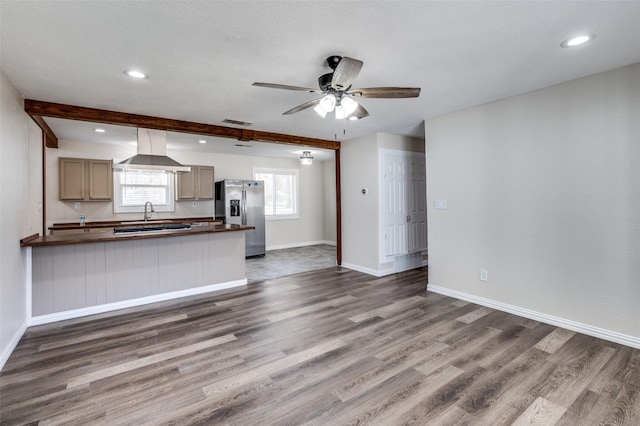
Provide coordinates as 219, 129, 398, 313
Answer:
480, 269, 488, 282
74, 202, 81, 209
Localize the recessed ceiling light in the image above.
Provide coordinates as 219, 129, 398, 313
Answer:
561, 34, 593, 48
93, 128, 106, 133
198, 140, 207, 144
124, 70, 148, 79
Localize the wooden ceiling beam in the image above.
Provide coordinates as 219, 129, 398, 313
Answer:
28, 113, 59, 148
24, 99, 340, 150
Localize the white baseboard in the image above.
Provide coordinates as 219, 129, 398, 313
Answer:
0, 319, 28, 371
427, 284, 640, 349
29, 279, 247, 326
267, 240, 336, 251
341, 260, 427, 278
341, 262, 393, 277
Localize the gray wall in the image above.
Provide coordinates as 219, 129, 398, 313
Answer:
341, 133, 425, 275
341, 134, 380, 271
0, 71, 43, 368
425, 63, 640, 339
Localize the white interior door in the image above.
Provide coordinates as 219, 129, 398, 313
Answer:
380, 150, 427, 262
408, 157, 427, 253
382, 153, 407, 258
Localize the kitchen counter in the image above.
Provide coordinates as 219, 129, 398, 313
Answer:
22, 223, 251, 247
48, 217, 222, 234
25, 222, 252, 322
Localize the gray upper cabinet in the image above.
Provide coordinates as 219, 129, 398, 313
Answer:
59, 158, 113, 201
177, 166, 214, 200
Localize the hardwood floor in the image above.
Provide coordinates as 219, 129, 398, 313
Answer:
1, 267, 639, 425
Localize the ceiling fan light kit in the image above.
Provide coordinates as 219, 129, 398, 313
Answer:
312, 93, 359, 120
313, 94, 337, 117
253, 55, 420, 121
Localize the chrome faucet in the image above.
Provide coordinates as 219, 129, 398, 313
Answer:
144, 201, 155, 221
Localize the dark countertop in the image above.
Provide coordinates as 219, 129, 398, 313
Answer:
21, 224, 254, 247
48, 216, 220, 231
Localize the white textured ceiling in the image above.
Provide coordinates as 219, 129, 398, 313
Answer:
2, 1, 640, 157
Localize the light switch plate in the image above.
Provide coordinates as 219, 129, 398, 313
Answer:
435, 199, 448, 209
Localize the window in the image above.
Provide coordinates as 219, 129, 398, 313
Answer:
254, 168, 299, 219
113, 169, 175, 213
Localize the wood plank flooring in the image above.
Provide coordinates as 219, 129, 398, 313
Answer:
1, 266, 640, 425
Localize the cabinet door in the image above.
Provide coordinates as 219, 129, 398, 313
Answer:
197, 166, 214, 199
59, 158, 85, 200
88, 160, 113, 200
177, 168, 196, 199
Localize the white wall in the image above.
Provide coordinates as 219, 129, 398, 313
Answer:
46, 140, 213, 225
0, 70, 43, 369
426, 63, 640, 343
178, 149, 335, 248
45, 140, 334, 248
341, 133, 425, 275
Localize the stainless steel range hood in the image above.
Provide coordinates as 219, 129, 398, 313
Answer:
113, 128, 190, 173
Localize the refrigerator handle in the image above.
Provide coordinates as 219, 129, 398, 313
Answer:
241, 188, 247, 226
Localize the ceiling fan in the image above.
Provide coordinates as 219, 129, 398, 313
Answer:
253, 55, 420, 120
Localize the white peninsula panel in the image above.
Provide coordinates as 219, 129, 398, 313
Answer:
31, 231, 246, 319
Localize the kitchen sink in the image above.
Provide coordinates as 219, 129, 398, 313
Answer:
122, 220, 168, 225
113, 223, 192, 235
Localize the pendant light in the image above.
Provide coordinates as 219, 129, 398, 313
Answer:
300, 151, 313, 165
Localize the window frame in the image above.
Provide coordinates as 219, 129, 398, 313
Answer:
253, 167, 300, 220
113, 168, 176, 214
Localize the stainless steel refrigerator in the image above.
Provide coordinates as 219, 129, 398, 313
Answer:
215, 180, 266, 257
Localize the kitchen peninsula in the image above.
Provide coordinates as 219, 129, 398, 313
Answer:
21, 223, 253, 324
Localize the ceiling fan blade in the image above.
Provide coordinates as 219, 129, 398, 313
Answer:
283, 98, 322, 115
331, 57, 363, 90
351, 104, 369, 120
348, 87, 421, 98
253, 82, 322, 93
